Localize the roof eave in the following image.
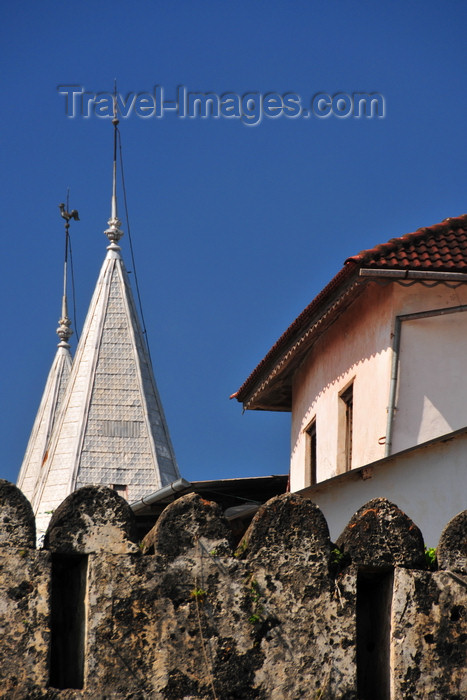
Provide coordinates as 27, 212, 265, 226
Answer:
237, 262, 363, 410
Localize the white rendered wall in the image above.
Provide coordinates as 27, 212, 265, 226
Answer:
290, 281, 467, 492
299, 429, 467, 546
392, 309, 467, 453
290, 283, 393, 491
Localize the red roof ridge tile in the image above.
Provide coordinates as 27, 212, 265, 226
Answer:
346, 214, 467, 267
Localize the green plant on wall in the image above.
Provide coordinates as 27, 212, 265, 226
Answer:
331, 547, 344, 565
190, 587, 207, 603
247, 578, 264, 625
329, 545, 349, 577
425, 547, 437, 570
234, 539, 248, 558
248, 612, 262, 624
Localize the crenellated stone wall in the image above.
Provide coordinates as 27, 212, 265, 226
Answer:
0, 479, 465, 699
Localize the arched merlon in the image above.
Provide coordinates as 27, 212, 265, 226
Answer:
0, 479, 35, 548
336, 497, 426, 569
5, 479, 465, 569
142, 492, 232, 559
238, 493, 331, 574
44, 485, 139, 554
438, 510, 467, 574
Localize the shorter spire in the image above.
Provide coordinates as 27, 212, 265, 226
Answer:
104, 85, 124, 247
17, 202, 77, 515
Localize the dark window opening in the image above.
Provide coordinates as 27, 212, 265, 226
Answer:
356, 569, 394, 700
49, 554, 88, 690
112, 484, 128, 499
305, 420, 317, 486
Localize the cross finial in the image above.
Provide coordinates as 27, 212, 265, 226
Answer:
104, 80, 124, 248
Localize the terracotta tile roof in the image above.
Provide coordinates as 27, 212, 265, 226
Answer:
346, 214, 467, 271
234, 214, 467, 407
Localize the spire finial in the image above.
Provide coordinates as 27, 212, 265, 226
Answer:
104, 80, 124, 248
57, 193, 79, 347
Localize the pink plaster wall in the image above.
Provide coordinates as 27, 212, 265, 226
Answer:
290, 281, 467, 491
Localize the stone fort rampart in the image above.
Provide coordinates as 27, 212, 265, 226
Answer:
0, 479, 465, 699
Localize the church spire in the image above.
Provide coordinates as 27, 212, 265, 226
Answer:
16, 202, 78, 504
27, 100, 180, 541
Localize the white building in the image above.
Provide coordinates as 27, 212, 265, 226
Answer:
233, 215, 467, 542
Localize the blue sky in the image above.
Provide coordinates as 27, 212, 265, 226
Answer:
1, 2, 467, 486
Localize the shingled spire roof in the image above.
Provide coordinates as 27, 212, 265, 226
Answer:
16, 309, 73, 506
27, 112, 180, 540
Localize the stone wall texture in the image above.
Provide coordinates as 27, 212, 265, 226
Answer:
0, 480, 465, 699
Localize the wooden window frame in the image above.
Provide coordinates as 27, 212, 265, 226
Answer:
338, 381, 354, 473
304, 418, 317, 486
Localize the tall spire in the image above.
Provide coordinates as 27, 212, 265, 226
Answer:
17, 202, 78, 504
28, 100, 180, 541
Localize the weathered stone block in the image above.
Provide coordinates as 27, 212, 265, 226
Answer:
0, 479, 35, 548
337, 497, 426, 570
438, 510, 467, 574
0, 549, 51, 698
392, 568, 467, 699
143, 492, 232, 560
239, 493, 331, 566
44, 485, 139, 554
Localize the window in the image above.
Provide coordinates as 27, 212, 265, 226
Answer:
305, 419, 317, 486
112, 484, 128, 500
339, 383, 354, 472
99, 421, 140, 437
49, 555, 88, 689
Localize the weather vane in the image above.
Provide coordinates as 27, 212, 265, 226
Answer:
58, 202, 80, 228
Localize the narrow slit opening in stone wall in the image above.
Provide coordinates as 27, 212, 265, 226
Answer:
48, 554, 88, 690
356, 568, 394, 700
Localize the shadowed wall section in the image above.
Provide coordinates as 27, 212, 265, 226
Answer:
0, 482, 465, 699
